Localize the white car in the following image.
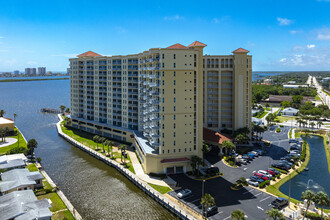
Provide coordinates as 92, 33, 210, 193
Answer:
247, 179, 259, 187
258, 170, 273, 178
177, 189, 192, 198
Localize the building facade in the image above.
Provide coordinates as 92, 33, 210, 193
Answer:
69, 42, 251, 174
38, 67, 46, 75
25, 68, 36, 75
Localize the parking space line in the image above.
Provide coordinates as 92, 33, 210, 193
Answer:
223, 216, 231, 220
260, 196, 271, 202
243, 189, 255, 194
254, 192, 262, 197
190, 198, 200, 203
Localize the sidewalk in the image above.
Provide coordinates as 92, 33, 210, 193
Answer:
127, 150, 175, 187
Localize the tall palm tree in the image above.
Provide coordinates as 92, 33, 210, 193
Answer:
222, 140, 236, 156
266, 208, 285, 220
0, 109, 5, 117
191, 155, 202, 175
27, 139, 38, 156
201, 193, 215, 219
231, 209, 246, 220
317, 121, 323, 129
202, 143, 210, 164
301, 190, 316, 220
93, 135, 100, 150
3, 127, 9, 142
105, 140, 112, 157
0, 128, 5, 142
100, 137, 106, 153
108, 140, 114, 158
118, 144, 127, 163
314, 191, 330, 220
310, 121, 316, 130
59, 105, 66, 114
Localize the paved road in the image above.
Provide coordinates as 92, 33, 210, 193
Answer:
168, 126, 292, 219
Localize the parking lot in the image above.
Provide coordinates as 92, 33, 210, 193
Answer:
168, 126, 293, 219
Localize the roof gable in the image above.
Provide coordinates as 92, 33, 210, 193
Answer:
232, 48, 250, 53
166, 43, 188, 49
188, 41, 207, 47
77, 51, 102, 57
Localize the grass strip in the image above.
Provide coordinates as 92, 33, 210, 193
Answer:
0, 128, 28, 155
148, 183, 172, 194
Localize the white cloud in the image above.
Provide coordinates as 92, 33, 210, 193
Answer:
27, 61, 37, 66
289, 30, 303, 34
5, 59, 17, 66
51, 54, 78, 58
0, 36, 4, 39
164, 15, 184, 21
277, 17, 294, 26
212, 16, 230, 24
316, 28, 330, 40
279, 58, 287, 63
307, 44, 315, 49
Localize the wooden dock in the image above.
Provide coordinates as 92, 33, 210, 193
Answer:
41, 108, 61, 114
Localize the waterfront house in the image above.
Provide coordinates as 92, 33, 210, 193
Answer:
0, 117, 15, 131
0, 168, 44, 194
0, 154, 27, 171
0, 190, 52, 220
282, 107, 299, 116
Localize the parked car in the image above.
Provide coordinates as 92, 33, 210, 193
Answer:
272, 163, 290, 171
205, 206, 218, 217
258, 170, 273, 178
236, 157, 247, 165
279, 160, 293, 167
247, 179, 260, 187
249, 151, 259, 157
206, 167, 219, 175
249, 176, 265, 183
289, 139, 298, 144
267, 169, 280, 176
177, 189, 192, 198
280, 156, 294, 163
255, 149, 264, 155
254, 172, 269, 180
271, 197, 289, 209
245, 153, 255, 159
242, 155, 253, 162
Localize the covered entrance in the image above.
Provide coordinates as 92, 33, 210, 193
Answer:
161, 157, 190, 175
166, 167, 175, 175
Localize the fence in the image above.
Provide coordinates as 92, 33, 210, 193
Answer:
56, 115, 196, 220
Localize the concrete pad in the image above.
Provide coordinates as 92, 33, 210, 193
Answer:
0, 138, 17, 148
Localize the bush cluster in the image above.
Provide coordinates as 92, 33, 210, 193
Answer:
305, 213, 323, 220
300, 140, 307, 161
271, 166, 288, 174
276, 128, 281, 133
259, 180, 270, 188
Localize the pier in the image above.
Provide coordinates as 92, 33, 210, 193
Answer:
41, 108, 61, 114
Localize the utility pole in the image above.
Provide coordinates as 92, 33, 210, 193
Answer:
202, 180, 205, 219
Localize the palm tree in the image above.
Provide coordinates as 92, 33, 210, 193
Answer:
118, 144, 127, 163
191, 155, 203, 175
266, 208, 285, 220
105, 140, 113, 157
108, 140, 114, 158
201, 193, 215, 219
93, 135, 100, 150
27, 139, 38, 156
222, 140, 236, 156
310, 121, 316, 130
202, 143, 210, 164
297, 119, 304, 128
3, 127, 9, 142
317, 121, 323, 129
59, 105, 66, 115
0, 109, 5, 117
231, 209, 246, 220
0, 128, 5, 142
65, 108, 70, 113
314, 191, 330, 220
301, 190, 316, 220
100, 137, 106, 153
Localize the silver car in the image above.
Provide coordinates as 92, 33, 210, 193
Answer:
177, 189, 192, 198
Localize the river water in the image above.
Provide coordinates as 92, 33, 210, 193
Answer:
0, 78, 175, 219
280, 135, 330, 200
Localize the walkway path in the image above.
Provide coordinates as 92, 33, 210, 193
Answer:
261, 107, 280, 125
0, 138, 17, 148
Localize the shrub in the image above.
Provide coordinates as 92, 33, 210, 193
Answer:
265, 142, 271, 146
300, 140, 307, 161
280, 125, 284, 127
305, 212, 322, 220
276, 174, 281, 179
327, 141, 329, 144
228, 160, 235, 166
271, 166, 288, 174
276, 128, 281, 133
271, 177, 276, 181
259, 180, 270, 188
275, 119, 280, 123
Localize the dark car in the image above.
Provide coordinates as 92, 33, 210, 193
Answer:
279, 160, 293, 167
272, 163, 290, 171
249, 176, 265, 183
280, 156, 294, 163
271, 197, 289, 209
205, 206, 218, 217
206, 167, 219, 175
242, 155, 253, 161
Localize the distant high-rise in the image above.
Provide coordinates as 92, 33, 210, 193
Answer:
38, 67, 46, 75
13, 70, 20, 75
67, 68, 70, 75
25, 68, 36, 75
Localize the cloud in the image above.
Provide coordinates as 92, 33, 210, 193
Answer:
307, 44, 315, 49
279, 58, 287, 63
0, 36, 4, 39
115, 26, 127, 34
0, 49, 9, 52
289, 30, 303, 34
277, 17, 294, 26
212, 16, 230, 24
164, 15, 184, 21
293, 44, 316, 51
316, 28, 330, 40
27, 61, 37, 65
51, 53, 78, 58
5, 59, 17, 66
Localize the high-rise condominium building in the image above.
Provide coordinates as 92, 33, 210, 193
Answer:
69, 41, 251, 174
25, 68, 36, 75
38, 67, 46, 75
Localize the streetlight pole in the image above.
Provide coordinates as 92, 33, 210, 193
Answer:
202, 180, 205, 219
288, 173, 291, 208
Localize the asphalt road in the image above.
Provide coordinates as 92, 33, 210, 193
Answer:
168, 126, 293, 219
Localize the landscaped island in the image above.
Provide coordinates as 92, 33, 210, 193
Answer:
0, 77, 69, 83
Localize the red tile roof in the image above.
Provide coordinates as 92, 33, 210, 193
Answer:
232, 48, 250, 53
203, 127, 232, 145
161, 157, 190, 163
77, 51, 102, 57
167, 43, 188, 49
188, 41, 207, 47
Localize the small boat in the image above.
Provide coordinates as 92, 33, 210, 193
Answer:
304, 168, 309, 171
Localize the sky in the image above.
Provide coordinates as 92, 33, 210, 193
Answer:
0, 0, 329, 72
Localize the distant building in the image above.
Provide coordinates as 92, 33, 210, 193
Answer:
287, 81, 296, 84
261, 95, 314, 106
13, 70, 20, 75
25, 68, 36, 75
0, 168, 43, 194
38, 67, 46, 75
282, 107, 299, 116
322, 77, 330, 84
67, 68, 71, 75
0, 117, 15, 131
0, 190, 52, 220
0, 154, 27, 171
0, 72, 12, 77
283, 84, 308, 89
263, 78, 273, 85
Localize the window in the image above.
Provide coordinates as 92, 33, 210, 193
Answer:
174, 115, 176, 120
162, 89, 164, 94
174, 54, 176, 59
162, 133, 164, 138
174, 89, 176, 94
174, 97, 176, 103
174, 80, 176, 85
174, 149, 176, 152
162, 54, 164, 59
162, 106, 164, 112
174, 71, 176, 77
162, 141, 164, 146
162, 71, 164, 77
162, 115, 164, 120
174, 132, 176, 137
174, 123, 176, 128
162, 63, 164, 68
162, 80, 164, 85
162, 97, 164, 103
174, 63, 176, 68
162, 124, 164, 129
174, 106, 176, 111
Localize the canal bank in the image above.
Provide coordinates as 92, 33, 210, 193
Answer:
56, 115, 197, 220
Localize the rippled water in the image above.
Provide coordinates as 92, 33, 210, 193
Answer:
0, 78, 175, 219
280, 135, 330, 200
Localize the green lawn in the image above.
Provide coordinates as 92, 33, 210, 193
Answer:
26, 163, 38, 172
322, 89, 330, 96
277, 115, 297, 123
148, 183, 172, 194
52, 210, 75, 220
37, 192, 67, 212
255, 111, 268, 119
60, 124, 135, 173
314, 95, 321, 101
0, 128, 27, 155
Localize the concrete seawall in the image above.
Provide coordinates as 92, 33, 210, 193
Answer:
56, 115, 196, 220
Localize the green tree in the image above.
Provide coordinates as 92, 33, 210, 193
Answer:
201, 193, 215, 219
310, 121, 316, 129
202, 143, 210, 163
266, 208, 285, 220
190, 155, 203, 175
93, 135, 100, 150
314, 191, 330, 220
266, 114, 274, 125
317, 121, 323, 129
65, 108, 70, 113
292, 95, 303, 104
100, 137, 106, 153
118, 144, 127, 163
301, 190, 316, 220
0, 109, 5, 117
234, 134, 248, 145
281, 101, 291, 108
27, 139, 38, 156
231, 209, 246, 220
265, 103, 270, 109
0, 128, 6, 142
59, 105, 66, 114
222, 140, 236, 156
